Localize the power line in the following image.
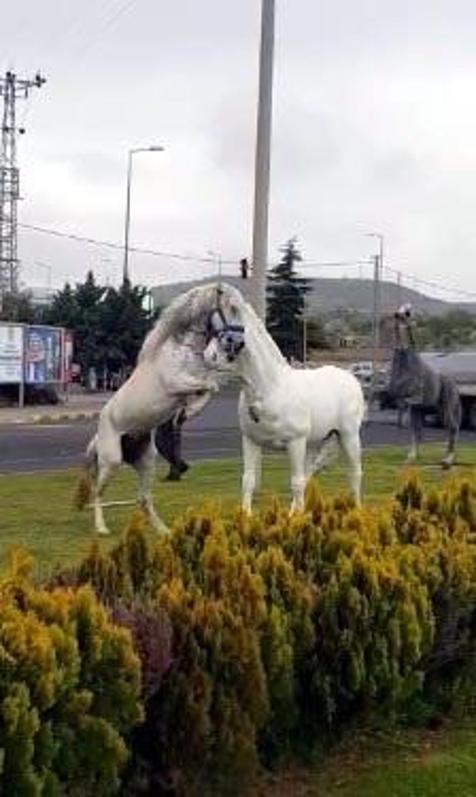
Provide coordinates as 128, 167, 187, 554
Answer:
18, 222, 225, 264
71, 0, 141, 60
18, 220, 476, 299
385, 265, 476, 300
298, 260, 371, 269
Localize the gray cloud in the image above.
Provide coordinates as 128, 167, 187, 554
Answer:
2, 0, 476, 299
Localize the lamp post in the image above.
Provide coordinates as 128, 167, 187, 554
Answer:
365, 232, 384, 401
123, 145, 164, 284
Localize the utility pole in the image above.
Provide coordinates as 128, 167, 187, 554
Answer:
365, 232, 384, 402
302, 316, 307, 366
0, 71, 46, 304
251, 0, 275, 321
397, 270, 402, 305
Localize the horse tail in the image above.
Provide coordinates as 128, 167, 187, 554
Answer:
74, 435, 98, 510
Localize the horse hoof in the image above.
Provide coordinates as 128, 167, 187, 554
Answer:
96, 527, 111, 536
441, 459, 454, 470
151, 517, 170, 534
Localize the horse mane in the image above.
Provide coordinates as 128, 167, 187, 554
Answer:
239, 299, 287, 367
137, 280, 287, 369
138, 285, 213, 363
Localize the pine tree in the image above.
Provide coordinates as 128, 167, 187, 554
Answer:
266, 239, 311, 360
46, 282, 78, 329
44, 272, 155, 386
0, 291, 42, 323
73, 271, 107, 376
99, 279, 152, 378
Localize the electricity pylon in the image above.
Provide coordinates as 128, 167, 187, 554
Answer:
0, 70, 46, 302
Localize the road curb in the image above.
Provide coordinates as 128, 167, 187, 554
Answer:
30, 410, 100, 425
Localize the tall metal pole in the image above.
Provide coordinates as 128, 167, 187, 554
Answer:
251, 0, 275, 321
122, 145, 164, 284
302, 317, 307, 366
365, 232, 384, 402
0, 71, 46, 304
123, 150, 133, 283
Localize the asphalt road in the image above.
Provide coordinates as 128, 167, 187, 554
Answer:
0, 391, 475, 473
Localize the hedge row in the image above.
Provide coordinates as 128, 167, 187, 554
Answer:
2, 473, 476, 794
0, 550, 142, 796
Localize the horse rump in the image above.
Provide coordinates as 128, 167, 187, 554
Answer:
440, 376, 462, 432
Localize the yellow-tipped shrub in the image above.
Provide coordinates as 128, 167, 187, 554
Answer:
0, 549, 142, 796
52, 472, 476, 793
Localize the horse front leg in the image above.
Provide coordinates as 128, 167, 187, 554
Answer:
407, 406, 422, 463
288, 437, 307, 513
242, 434, 262, 514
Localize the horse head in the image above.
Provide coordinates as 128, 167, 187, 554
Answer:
388, 305, 422, 398
202, 283, 246, 369
394, 303, 416, 350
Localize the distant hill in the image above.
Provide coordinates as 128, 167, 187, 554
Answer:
151, 276, 476, 318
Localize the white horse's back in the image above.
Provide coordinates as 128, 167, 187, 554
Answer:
291, 365, 365, 439
239, 363, 364, 445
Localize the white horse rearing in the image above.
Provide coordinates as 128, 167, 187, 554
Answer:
78, 283, 244, 535
203, 288, 366, 511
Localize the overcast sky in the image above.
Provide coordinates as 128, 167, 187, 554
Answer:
2, 0, 476, 300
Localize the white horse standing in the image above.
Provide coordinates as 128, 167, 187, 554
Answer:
78, 283, 243, 535
203, 292, 365, 511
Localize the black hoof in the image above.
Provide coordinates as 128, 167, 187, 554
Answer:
164, 470, 181, 482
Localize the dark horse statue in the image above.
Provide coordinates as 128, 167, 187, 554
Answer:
387, 304, 461, 467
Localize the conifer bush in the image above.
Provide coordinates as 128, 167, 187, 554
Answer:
9, 473, 476, 794
0, 549, 143, 796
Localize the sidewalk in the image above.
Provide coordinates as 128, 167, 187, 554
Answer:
0, 391, 112, 425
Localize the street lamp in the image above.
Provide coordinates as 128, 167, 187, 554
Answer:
365, 232, 384, 401
123, 145, 164, 284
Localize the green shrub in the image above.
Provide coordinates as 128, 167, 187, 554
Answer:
0, 549, 143, 796
56, 473, 476, 794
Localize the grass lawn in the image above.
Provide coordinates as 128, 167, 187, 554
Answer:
0, 442, 475, 574
2, 442, 476, 795
259, 719, 476, 796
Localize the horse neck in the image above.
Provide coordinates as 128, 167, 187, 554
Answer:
237, 308, 288, 394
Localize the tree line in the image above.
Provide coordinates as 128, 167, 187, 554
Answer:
0, 239, 316, 386
0, 271, 153, 387
4, 238, 470, 386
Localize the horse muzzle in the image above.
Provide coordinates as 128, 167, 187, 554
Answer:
217, 327, 245, 361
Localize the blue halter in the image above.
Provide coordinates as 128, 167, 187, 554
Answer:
207, 305, 245, 362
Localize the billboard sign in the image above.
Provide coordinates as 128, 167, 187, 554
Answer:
62, 329, 74, 384
25, 326, 62, 384
0, 324, 23, 384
